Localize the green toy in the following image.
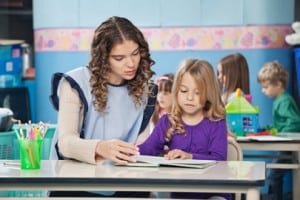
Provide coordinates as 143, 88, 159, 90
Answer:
225, 88, 259, 136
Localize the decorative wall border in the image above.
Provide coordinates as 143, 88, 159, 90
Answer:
34, 25, 292, 52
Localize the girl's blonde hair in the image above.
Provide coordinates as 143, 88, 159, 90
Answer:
257, 61, 289, 89
166, 59, 225, 141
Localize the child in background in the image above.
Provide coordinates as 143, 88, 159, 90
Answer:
136, 73, 174, 145
151, 73, 174, 131
257, 61, 300, 133
138, 59, 231, 200
217, 53, 250, 105
257, 61, 300, 200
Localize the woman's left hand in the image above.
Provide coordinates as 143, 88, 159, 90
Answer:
164, 149, 192, 160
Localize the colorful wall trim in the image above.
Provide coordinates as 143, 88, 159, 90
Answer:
34, 25, 292, 52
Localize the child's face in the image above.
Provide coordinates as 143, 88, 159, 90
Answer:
260, 81, 282, 98
177, 73, 203, 118
157, 91, 172, 112
108, 40, 140, 84
217, 63, 226, 89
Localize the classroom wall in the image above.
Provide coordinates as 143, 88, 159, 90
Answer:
33, 0, 295, 128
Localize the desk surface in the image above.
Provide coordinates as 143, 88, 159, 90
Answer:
238, 133, 300, 141
236, 133, 300, 200
237, 133, 300, 151
0, 160, 265, 189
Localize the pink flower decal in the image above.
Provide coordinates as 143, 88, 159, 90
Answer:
241, 32, 254, 48
168, 34, 180, 49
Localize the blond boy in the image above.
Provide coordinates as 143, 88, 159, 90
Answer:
257, 61, 300, 132
257, 61, 300, 200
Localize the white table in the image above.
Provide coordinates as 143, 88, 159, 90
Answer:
237, 133, 300, 200
0, 160, 265, 200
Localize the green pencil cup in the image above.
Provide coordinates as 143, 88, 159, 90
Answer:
19, 139, 43, 170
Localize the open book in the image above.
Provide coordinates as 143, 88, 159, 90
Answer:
116, 155, 217, 169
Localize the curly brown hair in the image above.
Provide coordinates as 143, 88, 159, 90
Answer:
88, 16, 155, 112
166, 59, 225, 141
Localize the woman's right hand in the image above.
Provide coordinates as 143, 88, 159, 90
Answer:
95, 139, 140, 164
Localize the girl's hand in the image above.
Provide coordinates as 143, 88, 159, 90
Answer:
164, 149, 192, 160
95, 139, 139, 164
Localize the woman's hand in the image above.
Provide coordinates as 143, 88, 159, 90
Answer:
95, 139, 139, 164
164, 149, 192, 160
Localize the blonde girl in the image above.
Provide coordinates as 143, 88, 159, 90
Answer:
138, 59, 230, 200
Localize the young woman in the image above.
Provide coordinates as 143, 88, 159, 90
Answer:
49, 16, 156, 197
138, 59, 231, 200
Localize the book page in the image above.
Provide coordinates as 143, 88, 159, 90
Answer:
135, 155, 216, 165
116, 155, 216, 168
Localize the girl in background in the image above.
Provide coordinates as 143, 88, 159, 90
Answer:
138, 59, 230, 200
151, 73, 174, 130
217, 53, 250, 105
136, 73, 174, 145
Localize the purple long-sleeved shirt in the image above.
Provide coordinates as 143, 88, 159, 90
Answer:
138, 114, 231, 200
139, 115, 227, 160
